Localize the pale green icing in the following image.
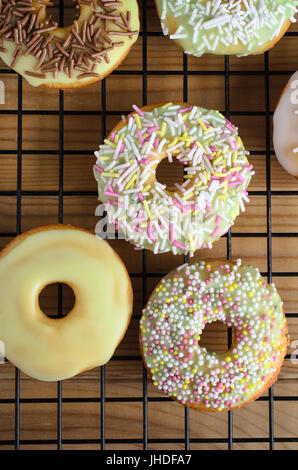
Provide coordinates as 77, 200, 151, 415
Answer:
140, 260, 286, 410
94, 103, 253, 255
155, 0, 298, 57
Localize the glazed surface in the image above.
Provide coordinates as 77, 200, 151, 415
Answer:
94, 102, 253, 255
273, 71, 298, 177
140, 260, 287, 411
155, 0, 298, 56
0, 226, 133, 381
0, 0, 139, 87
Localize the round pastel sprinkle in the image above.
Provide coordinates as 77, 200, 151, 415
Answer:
155, 0, 298, 57
94, 102, 254, 255
140, 259, 287, 411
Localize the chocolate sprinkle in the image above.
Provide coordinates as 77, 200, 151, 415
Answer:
0, 0, 138, 81
25, 70, 46, 78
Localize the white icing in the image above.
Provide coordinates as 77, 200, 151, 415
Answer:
273, 71, 298, 177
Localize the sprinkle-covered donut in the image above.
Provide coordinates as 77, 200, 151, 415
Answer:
93, 102, 253, 255
155, 0, 298, 57
140, 260, 288, 411
273, 71, 298, 178
0, 0, 139, 88
0, 225, 133, 381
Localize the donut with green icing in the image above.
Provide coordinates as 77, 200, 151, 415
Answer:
93, 102, 254, 255
155, 0, 298, 57
140, 259, 288, 411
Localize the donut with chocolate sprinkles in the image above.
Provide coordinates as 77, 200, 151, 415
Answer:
0, 0, 139, 88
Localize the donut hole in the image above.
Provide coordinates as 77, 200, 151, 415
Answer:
39, 283, 76, 318
199, 321, 230, 354
155, 157, 185, 192
48, 0, 79, 28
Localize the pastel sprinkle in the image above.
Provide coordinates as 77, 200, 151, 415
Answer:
140, 260, 286, 411
94, 103, 253, 254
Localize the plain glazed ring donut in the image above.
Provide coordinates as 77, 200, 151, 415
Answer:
0, 225, 133, 381
140, 259, 288, 411
0, 0, 139, 88
94, 102, 253, 255
154, 0, 298, 57
273, 71, 298, 178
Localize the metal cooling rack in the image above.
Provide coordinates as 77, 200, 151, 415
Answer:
0, 0, 298, 451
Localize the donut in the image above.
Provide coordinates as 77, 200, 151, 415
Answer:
0, 225, 133, 381
140, 259, 288, 411
0, 0, 139, 89
154, 0, 298, 57
273, 71, 298, 178
93, 102, 254, 255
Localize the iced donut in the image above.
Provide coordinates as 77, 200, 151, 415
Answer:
273, 71, 298, 178
155, 0, 298, 57
140, 259, 288, 411
0, 0, 139, 88
93, 102, 254, 255
0, 225, 133, 381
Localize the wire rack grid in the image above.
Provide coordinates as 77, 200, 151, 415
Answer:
0, 0, 298, 451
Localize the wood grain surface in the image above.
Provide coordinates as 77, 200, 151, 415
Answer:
0, 1, 298, 450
